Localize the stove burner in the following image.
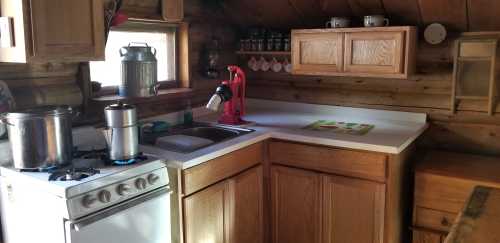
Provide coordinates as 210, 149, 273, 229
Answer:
48, 168, 100, 181
73, 149, 149, 166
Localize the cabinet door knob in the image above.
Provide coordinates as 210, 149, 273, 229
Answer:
441, 217, 450, 226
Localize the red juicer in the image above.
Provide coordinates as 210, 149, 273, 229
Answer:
206, 66, 250, 125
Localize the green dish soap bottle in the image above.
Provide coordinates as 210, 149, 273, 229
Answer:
184, 100, 193, 126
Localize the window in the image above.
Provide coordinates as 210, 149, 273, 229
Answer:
90, 22, 177, 91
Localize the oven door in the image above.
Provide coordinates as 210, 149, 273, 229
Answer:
64, 187, 179, 243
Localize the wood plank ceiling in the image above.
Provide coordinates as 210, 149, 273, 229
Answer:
221, 0, 500, 32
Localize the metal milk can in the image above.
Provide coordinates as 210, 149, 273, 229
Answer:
119, 42, 159, 97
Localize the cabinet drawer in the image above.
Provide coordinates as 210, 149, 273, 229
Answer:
414, 173, 497, 213
269, 141, 387, 182
182, 142, 264, 195
414, 207, 456, 232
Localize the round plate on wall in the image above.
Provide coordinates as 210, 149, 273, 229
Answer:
424, 23, 447, 45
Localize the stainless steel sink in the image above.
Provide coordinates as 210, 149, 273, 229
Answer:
143, 123, 254, 153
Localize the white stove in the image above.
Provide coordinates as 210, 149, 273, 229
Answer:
0, 127, 180, 243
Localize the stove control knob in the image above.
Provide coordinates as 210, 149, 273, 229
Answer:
135, 178, 147, 190
82, 195, 97, 208
117, 184, 131, 196
98, 190, 112, 203
147, 174, 160, 185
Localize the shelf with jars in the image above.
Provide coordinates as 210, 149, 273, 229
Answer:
238, 28, 292, 73
236, 51, 291, 56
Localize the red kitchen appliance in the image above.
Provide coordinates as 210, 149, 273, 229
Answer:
206, 66, 249, 125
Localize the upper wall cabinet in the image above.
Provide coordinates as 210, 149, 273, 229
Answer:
292, 27, 417, 79
162, 0, 183, 22
0, 0, 105, 63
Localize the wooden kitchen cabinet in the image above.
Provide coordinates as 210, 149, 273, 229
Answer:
412, 229, 445, 243
184, 179, 229, 243
269, 140, 414, 243
291, 27, 416, 79
291, 32, 344, 75
0, 0, 105, 63
162, 0, 184, 22
344, 31, 404, 75
322, 174, 385, 243
271, 166, 321, 243
412, 151, 500, 243
271, 165, 386, 243
183, 165, 264, 243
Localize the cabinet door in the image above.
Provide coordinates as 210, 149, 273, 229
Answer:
291, 32, 344, 75
344, 31, 404, 75
322, 174, 385, 243
162, 0, 184, 22
184, 180, 230, 243
183, 166, 264, 243
412, 229, 446, 243
271, 166, 321, 243
228, 166, 264, 243
30, 0, 105, 61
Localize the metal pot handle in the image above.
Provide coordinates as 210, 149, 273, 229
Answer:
119, 47, 127, 57
0, 114, 13, 126
128, 42, 149, 47
151, 47, 157, 56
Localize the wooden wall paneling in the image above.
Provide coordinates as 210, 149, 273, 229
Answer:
419, 122, 500, 156
250, 0, 304, 29
220, 0, 264, 28
319, 0, 353, 18
347, 0, 386, 17
120, 0, 162, 19
417, 0, 468, 32
381, 0, 422, 26
467, 0, 500, 31
287, 0, 326, 28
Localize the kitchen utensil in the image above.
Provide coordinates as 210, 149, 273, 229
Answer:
260, 57, 271, 71
103, 102, 139, 161
1, 106, 74, 169
326, 17, 350, 28
119, 42, 159, 98
271, 58, 282, 72
364, 15, 389, 27
283, 58, 292, 73
424, 23, 447, 45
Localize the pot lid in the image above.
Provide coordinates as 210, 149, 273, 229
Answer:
5, 105, 73, 119
105, 102, 135, 111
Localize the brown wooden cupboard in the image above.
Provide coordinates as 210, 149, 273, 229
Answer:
162, 0, 184, 22
181, 143, 265, 243
412, 151, 500, 243
269, 140, 413, 243
183, 165, 264, 243
271, 166, 321, 243
292, 27, 416, 79
0, 0, 105, 63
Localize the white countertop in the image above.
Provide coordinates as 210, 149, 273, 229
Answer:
141, 99, 428, 169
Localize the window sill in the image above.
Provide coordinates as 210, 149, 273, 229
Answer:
91, 88, 194, 105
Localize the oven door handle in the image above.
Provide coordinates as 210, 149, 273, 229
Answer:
70, 186, 173, 232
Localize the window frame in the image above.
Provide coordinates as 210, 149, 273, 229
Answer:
91, 20, 180, 97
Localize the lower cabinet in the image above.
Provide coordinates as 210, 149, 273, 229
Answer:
183, 166, 263, 243
412, 229, 446, 243
271, 166, 322, 243
272, 165, 386, 243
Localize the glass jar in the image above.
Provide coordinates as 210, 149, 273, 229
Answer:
257, 39, 264, 52
266, 38, 274, 51
283, 38, 290, 52
274, 38, 282, 51
251, 39, 258, 51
